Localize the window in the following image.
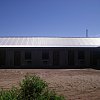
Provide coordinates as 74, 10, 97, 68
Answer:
78, 50, 85, 59
42, 51, 49, 60
25, 51, 32, 65
53, 50, 59, 66
0, 50, 6, 66
25, 52, 32, 60
78, 50, 85, 65
68, 50, 74, 65
42, 50, 49, 65
14, 51, 21, 66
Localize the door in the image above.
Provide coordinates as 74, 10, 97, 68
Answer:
14, 51, 21, 66
53, 50, 60, 66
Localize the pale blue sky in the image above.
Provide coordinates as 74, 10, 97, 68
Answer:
0, 0, 100, 37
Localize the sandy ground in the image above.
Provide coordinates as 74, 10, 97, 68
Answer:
0, 69, 100, 100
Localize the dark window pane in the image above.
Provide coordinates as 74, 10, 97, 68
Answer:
90, 49, 100, 66
0, 50, 6, 66
78, 50, 85, 59
25, 52, 31, 60
42, 51, 49, 60
68, 50, 74, 65
14, 51, 21, 66
53, 50, 59, 66
43, 60, 48, 65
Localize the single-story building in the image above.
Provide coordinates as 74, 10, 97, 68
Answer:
0, 37, 100, 69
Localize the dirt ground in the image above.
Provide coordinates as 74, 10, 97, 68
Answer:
0, 69, 100, 100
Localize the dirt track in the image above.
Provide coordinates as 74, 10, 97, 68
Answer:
0, 69, 100, 100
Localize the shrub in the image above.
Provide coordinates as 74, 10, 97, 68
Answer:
0, 87, 18, 100
0, 75, 65, 100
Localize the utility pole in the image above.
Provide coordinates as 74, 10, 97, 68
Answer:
86, 29, 88, 37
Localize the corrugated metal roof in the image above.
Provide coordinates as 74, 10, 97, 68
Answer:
0, 37, 100, 47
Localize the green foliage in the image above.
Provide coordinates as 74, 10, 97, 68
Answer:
0, 75, 65, 100
0, 87, 18, 100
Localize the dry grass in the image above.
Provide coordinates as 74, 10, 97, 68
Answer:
0, 69, 100, 100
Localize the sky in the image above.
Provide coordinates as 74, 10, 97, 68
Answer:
0, 0, 100, 37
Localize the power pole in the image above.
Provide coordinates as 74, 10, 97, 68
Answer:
86, 29, 88, 37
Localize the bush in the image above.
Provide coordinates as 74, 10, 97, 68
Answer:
0, 87, 18, 100
0, 75, 65, 100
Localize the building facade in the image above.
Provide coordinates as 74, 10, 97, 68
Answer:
0, 37, 100, 69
